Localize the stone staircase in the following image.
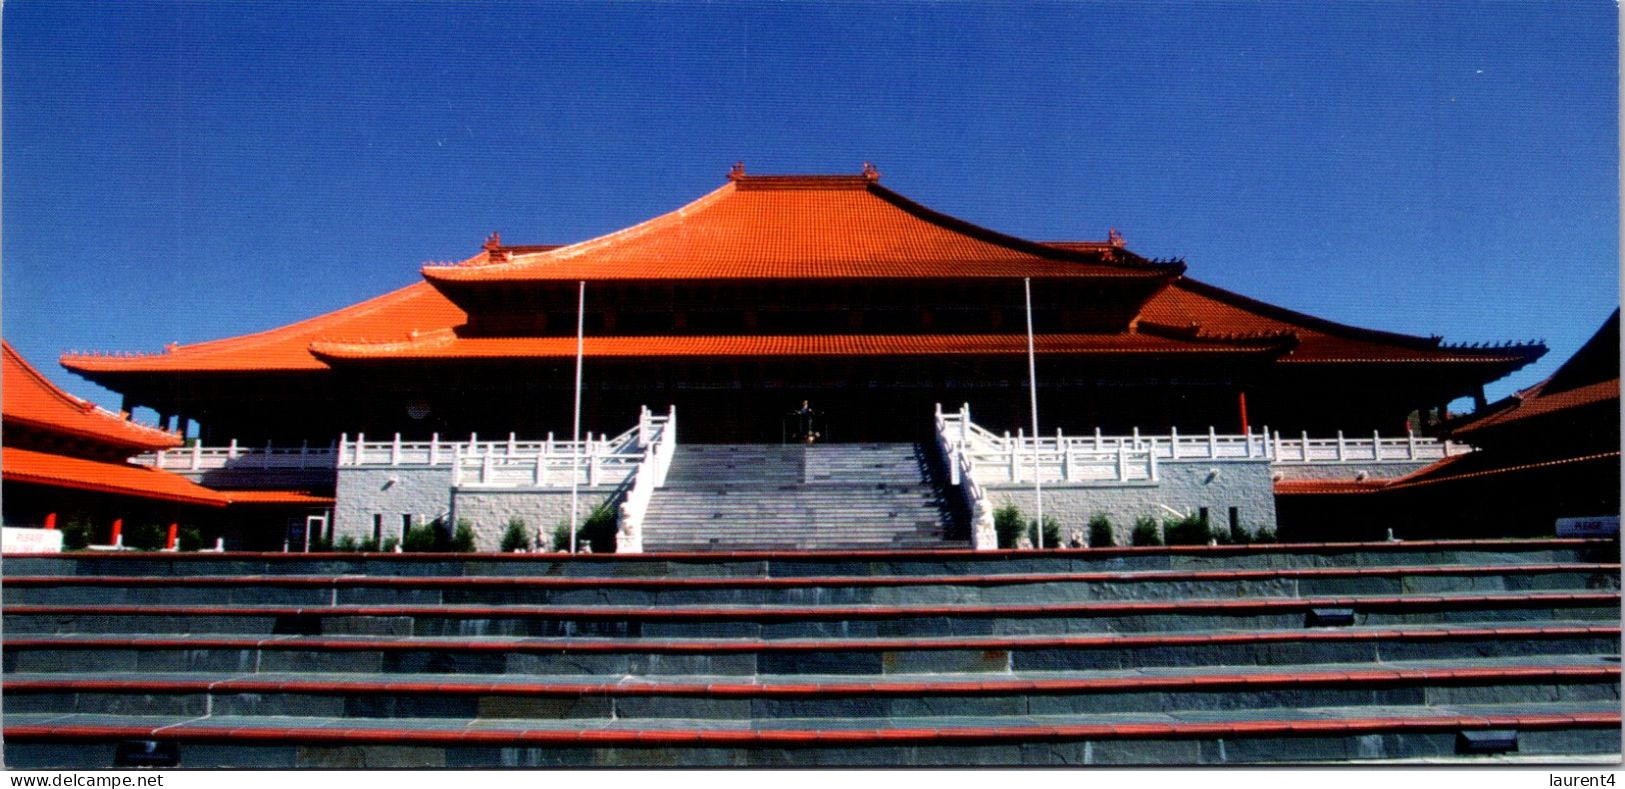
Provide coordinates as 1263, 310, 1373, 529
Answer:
2, 539, 1620, 767
641, 443, 962, 551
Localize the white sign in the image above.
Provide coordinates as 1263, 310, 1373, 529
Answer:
2, 526, 64, 553
1556, 516, 1620, 538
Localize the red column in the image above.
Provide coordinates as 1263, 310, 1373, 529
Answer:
110, 518, 124, 547
166, 522, 179, 550
43, 513, 57, 530
1237, 391, 1251, 435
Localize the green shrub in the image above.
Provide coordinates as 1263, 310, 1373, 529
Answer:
1130, 516, 1162, 546
402, 520, 439, 552
452, 519, 477, 552
335, 534, 359, 552
118, 522, 162, 551
358, 536, 380, 552
994, 504, 1025, 548
550, 505, 617, 553
581, 504, 618, 553
1252, 527, 1277, 543
1027, 514, 1061, 549
1087, 514, 1115, 548
178, 526, 204, 552
500, 517, 531, 552
1163, 514, 1212, 546
381, 536, 400, 553
60, 519, 93, 550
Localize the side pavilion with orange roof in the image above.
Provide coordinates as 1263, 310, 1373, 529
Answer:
4, 341, 333, 550
61, 165, 1543, 445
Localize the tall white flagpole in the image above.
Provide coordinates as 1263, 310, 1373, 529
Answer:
569, 281, 585, 554
1024, 278, 1043, 548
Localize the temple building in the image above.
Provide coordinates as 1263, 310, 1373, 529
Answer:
3, 341, 334, 549
61, 166, 1543, 446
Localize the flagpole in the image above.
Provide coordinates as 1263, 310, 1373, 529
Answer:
1024, 277, 1043, 548
569, 281, 585, 554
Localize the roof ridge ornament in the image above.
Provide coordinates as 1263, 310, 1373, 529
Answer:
728, 161, 746, 181
1108, 227, 1126, 248
483, 232, 502, 253
862, 162, 880, 182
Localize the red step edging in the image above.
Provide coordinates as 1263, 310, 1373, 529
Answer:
6, 624, 1617, 656
5, 664, 1616, 699
3, 537, 1615, 562
7, 712, 1619, 747
6, 562, 1615, 590
7, 591, 1617, 622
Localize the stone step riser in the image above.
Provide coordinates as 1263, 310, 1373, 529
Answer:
7, 605, 1616, 638
7, 572, 1612, 608
8, 676, 1617, 722
5, 722, 1620, 769
8, 635, 1617, 677
5, 545, 1613, 578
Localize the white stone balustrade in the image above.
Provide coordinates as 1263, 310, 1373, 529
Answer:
935, 403, 1471, 489
616, 405, 678, 553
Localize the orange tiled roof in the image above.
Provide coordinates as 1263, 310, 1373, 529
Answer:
309, 330, 1285, 362
3, 342, 180, 451
2, 446, 230, 507
1273, 478, 1391, 495
61, 282, 466, 375
223, 489, 336, 506
1137, 279, 1546, 366
1451, 378, 1619, 438
1379, 450, 1621, 492
423, 172, 1179, 284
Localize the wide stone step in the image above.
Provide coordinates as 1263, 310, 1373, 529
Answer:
6, 591, 1617, 639
6, 563, 1614, 608
4, 539, 1616, 578
5, 703, 1618, 767
8, 623, 1616, 677
7, 657, 1617, 722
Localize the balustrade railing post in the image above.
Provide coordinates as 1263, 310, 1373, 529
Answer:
1300, 431, 1309, 462
1407, 428, 1417, 459
1094, 426, 1103, 452
1336, 431, 1346, 462
1012, 428, 1023, 482
508, 433, 517, 457
1169, 426, 1179, 459
391, 433, 402, 466
192, 440, 204, 470
300, 440, 309, 469
1132, 426, 1141, 450
264, 440, 273, 469
1373, 430, 1382, 461
430, 433, 440, 465
228, 438, 239, 460
1116, 442, 1128, 481
1262, 425, 1271, 460
1148, 445, 1158, 482
337, 434, 348, 467
1244, 427, 1254, 458
1208, 426, 1218, 458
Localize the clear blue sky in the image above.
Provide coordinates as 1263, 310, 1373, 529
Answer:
4, 1, 1617, 417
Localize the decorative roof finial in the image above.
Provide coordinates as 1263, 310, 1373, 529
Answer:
862, 162, 880, 181
1108, 227, 1125, 248
484, 232, 502, 253
728, 162, 746, 181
